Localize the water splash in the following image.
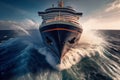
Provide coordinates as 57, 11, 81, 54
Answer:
13, 71, 62, 80
61, 30, 120, 80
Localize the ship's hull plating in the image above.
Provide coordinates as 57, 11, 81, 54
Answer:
40, 23, 82, 63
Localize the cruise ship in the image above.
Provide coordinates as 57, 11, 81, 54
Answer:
38, 0, 83, 63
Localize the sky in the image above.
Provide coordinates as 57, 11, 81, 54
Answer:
0, 0, 120, 30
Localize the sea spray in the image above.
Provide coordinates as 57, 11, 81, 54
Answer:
61, 30, 120, 80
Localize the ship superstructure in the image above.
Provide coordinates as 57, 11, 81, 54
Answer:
38, 0, 83, 63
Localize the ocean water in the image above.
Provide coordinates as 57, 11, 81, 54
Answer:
0, 29, 120, 80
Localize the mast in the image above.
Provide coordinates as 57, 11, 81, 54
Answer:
58, 0, 64, 7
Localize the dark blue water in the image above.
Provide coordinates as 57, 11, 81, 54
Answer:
0, 29, 120, 80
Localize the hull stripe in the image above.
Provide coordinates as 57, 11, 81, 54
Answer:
42, 28, 80, 33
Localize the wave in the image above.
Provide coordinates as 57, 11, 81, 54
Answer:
0, 28, 120, 80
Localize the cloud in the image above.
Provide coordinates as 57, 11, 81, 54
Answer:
0, 19, 39, 30
0, 1, 29, 15
82, 0, 120, 30
105, 0, 120, 12
82, 18, 120, 30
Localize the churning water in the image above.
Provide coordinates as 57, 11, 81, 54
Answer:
0, 26, 120, 80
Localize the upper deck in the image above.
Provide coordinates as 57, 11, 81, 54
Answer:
38, 0, 83, 25
39, 7, 82, 16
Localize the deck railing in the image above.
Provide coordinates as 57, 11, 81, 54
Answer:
45, 16, 79, 25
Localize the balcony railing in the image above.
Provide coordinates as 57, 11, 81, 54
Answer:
45, 16, 79, 25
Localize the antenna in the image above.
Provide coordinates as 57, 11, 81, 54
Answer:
58, 0, 64, 7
